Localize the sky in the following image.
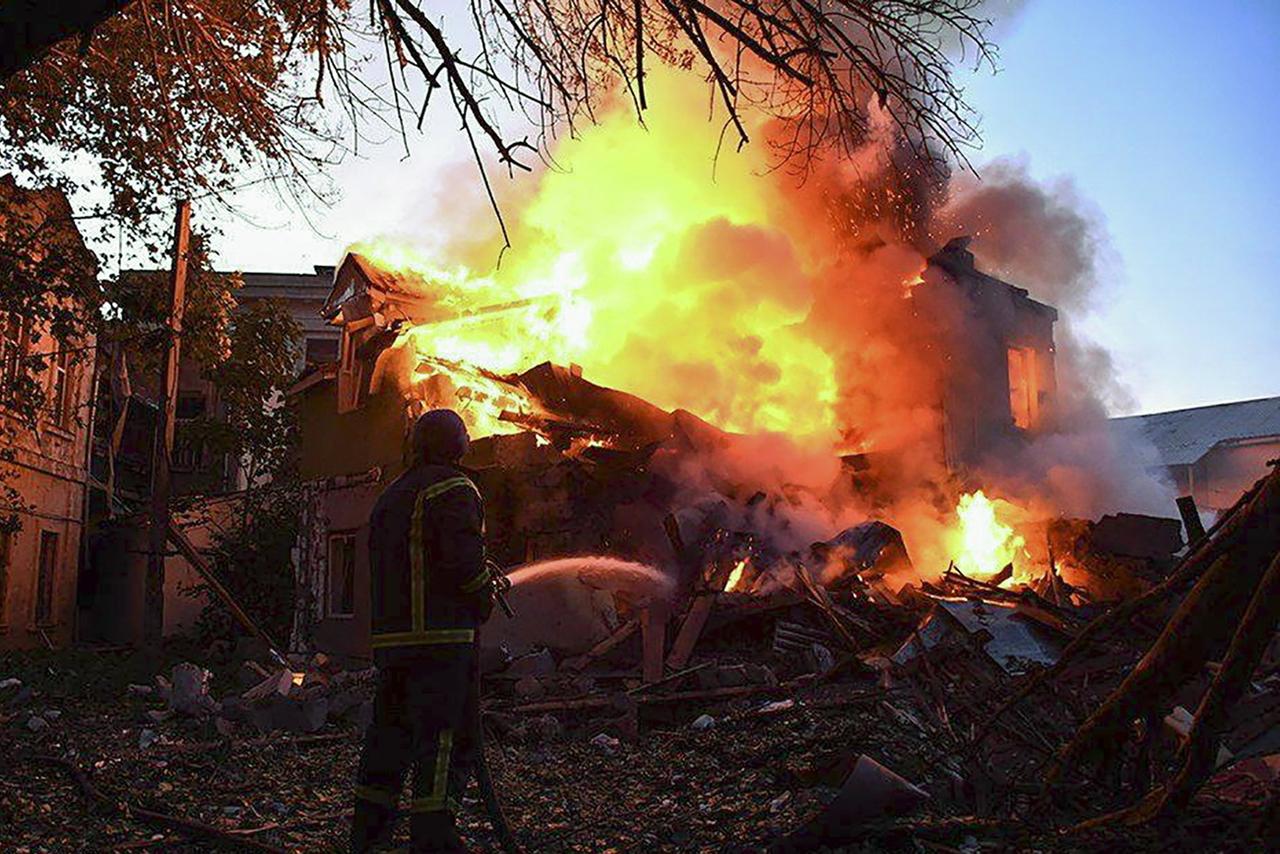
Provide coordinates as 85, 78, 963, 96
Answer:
202, 0, 1280, 417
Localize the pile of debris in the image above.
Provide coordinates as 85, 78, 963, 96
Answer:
466, 465, 1280, 847
133, 654, 375, 738
95, 465, 1279, 849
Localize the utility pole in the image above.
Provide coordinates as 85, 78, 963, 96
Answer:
143, 199, 191, 646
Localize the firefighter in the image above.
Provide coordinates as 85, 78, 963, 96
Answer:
351, 409, 494, 853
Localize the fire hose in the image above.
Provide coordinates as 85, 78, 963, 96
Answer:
473, 560, 523, 854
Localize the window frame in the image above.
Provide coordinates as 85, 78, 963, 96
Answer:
0, 314, 29, 399
45, 348, 71, 429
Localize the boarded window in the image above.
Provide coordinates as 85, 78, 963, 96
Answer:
35, 530, 58, 624
1007, 347, 1040, 430
327, 532, 357, 617
0, 530, 11, 623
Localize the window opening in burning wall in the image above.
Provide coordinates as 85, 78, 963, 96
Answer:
1007, 347, 1040, 431
327, 532, 357, 617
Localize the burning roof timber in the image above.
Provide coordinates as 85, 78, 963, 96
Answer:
310, 237, 1060, 456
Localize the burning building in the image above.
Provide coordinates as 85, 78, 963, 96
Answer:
288, 235, 1062, 660
282, 66, 1187, 663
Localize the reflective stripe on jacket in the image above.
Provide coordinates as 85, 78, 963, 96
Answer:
367, 464, 489, 657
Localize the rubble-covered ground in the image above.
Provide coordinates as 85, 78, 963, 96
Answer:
2, 631, 1273, 853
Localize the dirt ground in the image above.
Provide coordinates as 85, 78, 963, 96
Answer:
1, 646, 1270, 853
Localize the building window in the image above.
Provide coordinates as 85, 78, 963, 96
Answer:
176, 391, 207, 420
327, 532, 357, 617
172, 392, 207, 471
46, 349, 71, 427
0, 314, 27, 393
1007, 347, 1040, 431
35, 530, 58, 625
0, 530, 11, 623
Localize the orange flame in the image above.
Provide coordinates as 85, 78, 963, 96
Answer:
947, 491, 1029, 584
723, 558, 749, 592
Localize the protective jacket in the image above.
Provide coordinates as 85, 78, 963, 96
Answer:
353, 463, 491, 852
366, 463, 492, 664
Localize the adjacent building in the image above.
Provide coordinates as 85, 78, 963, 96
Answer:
1112, 396, 1280, 513
77, 264, 341, 645
0, 177, 98, 650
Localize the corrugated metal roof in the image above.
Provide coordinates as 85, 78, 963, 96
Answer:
1111, 396, 1280, 467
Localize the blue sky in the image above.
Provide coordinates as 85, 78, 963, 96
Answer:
961, 0, 1280, 413
208, 0, 1280, 416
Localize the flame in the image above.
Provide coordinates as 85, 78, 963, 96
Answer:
399, 354, 546, 440
948, 491, 1028, 583
352, 67, 852, 440
723, 558, 748, 592
347, 65, 1082, 594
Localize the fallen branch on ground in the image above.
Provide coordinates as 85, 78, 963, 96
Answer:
35, 755, 287, 853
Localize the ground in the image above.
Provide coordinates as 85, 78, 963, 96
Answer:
0, 647, 1270, 852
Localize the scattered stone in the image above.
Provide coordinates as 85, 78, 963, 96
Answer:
0, 677, 21, 692
26, 715, 48, 732
690, 714, 716, 731
138, 728, 159, 750
757, 699, 796, 715
170, 663, 218, 717
43, 709, 61, 721
589, 733, 621, 755
222, 806, 242, 817
126, 683, 153, 697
